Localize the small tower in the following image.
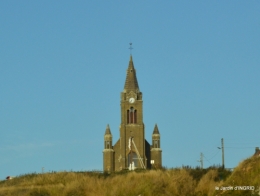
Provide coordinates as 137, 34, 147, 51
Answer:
103, 124, 114, 172
151, 124, 162, 168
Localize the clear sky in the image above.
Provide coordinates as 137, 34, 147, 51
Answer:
0, 1, 259, 179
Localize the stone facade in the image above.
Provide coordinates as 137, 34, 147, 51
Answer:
103, 55, 162, 172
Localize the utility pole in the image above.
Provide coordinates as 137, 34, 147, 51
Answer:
200, 152, 203, 169
221, 138, 225, 169
218, 138, 225, 169
197, 152, 203, 169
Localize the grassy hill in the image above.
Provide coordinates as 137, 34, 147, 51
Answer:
0, 155, 259, 196
214, 155, 260, 196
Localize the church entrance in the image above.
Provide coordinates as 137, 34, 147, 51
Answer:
128, 152, 138, 170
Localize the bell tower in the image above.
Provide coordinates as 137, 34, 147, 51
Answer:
116, 55, 146, 170
102, 53, 162, 172
121, 55, 143, 125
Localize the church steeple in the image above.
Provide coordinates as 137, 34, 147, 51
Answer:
152, 124, 161, 148
103, 124, 114, 172
151, 123, 162, 168
153, 124, 160, 134
103, 53, 162, 172
104, 124, 112, 149
124, 55, 139, 92
105, 124, 111, 135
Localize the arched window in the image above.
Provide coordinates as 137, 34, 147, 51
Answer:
155, 140, 158, 148
153, 140, 160, 148
128, 152, 138, 168
127, 107, 137, 124
105, 141, 110, 149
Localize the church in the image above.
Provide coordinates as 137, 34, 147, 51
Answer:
103, 55, 162, 172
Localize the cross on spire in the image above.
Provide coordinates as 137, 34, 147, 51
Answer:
129, 42, 133, 54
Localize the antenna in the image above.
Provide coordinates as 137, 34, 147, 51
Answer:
129, 42, 133, 54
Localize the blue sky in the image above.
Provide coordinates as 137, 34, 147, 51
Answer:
0, 1, 259, 178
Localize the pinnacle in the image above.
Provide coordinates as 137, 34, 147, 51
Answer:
124, 55, 139, 92
153, 124, 160, 134
105, 124, 112, 135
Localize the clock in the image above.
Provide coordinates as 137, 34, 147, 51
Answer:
129, 97, 135, 103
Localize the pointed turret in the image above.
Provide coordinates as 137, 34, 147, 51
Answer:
152, 124, 160, 148
104, 124, 112, 149
153, 124, 160, 135
151, 124, 162, 168
105, 124, 112, 135
103, 124, 114, 172
124, 55, 139, 92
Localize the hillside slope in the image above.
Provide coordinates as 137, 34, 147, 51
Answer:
0, 156, 259, 196
215, 155, 260, 196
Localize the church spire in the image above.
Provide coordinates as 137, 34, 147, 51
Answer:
124, 55, 139, 92
105, 124, 111, 135
153, 124, 160, 134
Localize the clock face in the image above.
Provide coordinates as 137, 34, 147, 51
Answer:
129, 98, 135, 103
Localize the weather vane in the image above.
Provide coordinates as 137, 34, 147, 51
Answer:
129, 42, 133, 54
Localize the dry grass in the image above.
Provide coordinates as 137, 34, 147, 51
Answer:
216, 155, 260, 196
195, 169, 219, 196
1, 157, 259, 196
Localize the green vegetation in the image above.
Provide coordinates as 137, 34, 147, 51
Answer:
0, 156, 259, 196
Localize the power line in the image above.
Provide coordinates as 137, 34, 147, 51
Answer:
203, 154, 212, 165
205, 150, 220, 161
225, 147, 256, 149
